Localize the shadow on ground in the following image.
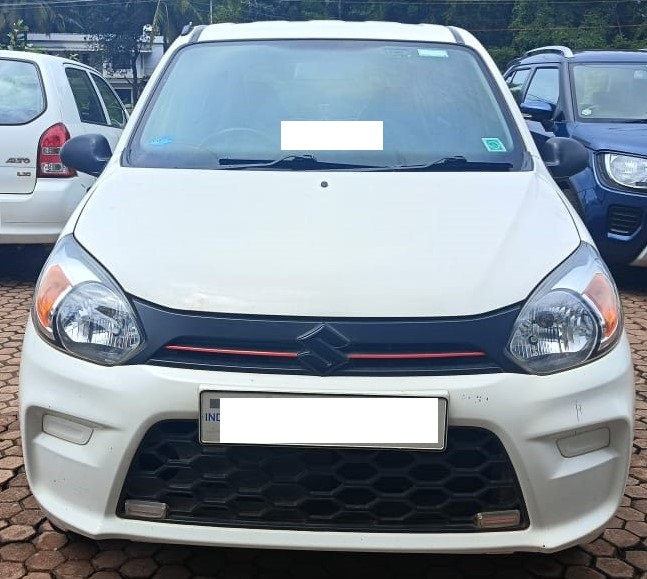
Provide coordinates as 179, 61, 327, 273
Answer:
0, 246, 50, 283
611, 265, 647, 295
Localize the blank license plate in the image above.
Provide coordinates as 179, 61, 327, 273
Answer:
199, 393, 447, 450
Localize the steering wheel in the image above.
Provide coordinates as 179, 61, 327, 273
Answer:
201, 127, 275, 149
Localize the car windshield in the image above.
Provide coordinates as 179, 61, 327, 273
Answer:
127, 40, 524, 171
0, 59, 45, 125
573, 63, 647, 122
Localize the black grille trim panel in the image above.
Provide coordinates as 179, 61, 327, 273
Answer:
118, 420, 528, 533
128, 299, 525, 376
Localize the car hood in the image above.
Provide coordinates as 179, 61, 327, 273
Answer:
74, 168, 580, 317
570, 122, 647, 155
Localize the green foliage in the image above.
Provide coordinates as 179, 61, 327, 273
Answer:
3, 0, 647, 70
0, 19, 39, 51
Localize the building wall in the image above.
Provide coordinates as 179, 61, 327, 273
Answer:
27, 32, 165, 105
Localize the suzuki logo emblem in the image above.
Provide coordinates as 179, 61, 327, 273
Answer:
297, 324, 350, 375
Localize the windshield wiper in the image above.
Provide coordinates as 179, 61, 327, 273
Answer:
216, 154, 513, 172
216, 154, 386, 170
363, 156, 514, 172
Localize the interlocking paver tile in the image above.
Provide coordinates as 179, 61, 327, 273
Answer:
580, 538, 616, 557
564, 567, 604, 579
0, 524, 37, 543
0, 542, 36, 562
119, 557, 159, 578
33, 532, 68, 551
59, 539, 98, 561
616, 505, 645, 521
91, 549, 128, 571
603, 527, 641, 548
596, 557, 635, 577
53, 559, 94, 579
627, 549, 647, 570
0, 562, 26, 579
24, 550, 66, 572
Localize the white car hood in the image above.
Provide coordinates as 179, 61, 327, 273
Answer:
74, 168, 580, 317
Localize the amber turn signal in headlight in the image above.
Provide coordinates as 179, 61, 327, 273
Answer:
35, 264, 71, 334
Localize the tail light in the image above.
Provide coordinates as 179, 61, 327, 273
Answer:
37, 123, 76, 178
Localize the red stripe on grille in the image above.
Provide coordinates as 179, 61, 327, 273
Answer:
165, 345, 486, 360
165, 345, 298, 358
348, 352, 486, 360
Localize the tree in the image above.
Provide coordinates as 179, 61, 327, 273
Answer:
0, 0, 76, 38
0, 19, 32, 50
152, 0, 206, 48
78, 1, 160, 103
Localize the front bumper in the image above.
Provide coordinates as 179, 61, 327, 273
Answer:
571, 167, 647, 265
19, 319, 635, 553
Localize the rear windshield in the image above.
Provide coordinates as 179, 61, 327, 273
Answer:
0, 59, 45, 125
127, 40, 525, 171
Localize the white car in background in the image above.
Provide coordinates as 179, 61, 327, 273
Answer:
0, 51, 126, 245
20, 21, 634, 553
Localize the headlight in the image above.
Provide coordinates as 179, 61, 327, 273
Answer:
602, 153, 647, 190
33, 235, 144, 365
506, 243, 622, 374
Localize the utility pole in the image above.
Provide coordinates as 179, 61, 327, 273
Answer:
210, 0, 213, 24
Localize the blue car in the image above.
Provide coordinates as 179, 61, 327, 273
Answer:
505, 46, 647, 266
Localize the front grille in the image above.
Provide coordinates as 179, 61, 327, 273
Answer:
129, 299, 525, 376
119, 421, 527, 533
608, 205, 642, 236
153, 342, 501, 376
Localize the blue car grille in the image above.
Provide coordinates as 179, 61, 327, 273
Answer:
608, 205, 642, 236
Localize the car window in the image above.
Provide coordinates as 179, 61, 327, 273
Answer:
525, 68, 560, 106
65, 67, 107, 125
506, 68, 531, 104
128, 40, 525, 171
91, 73, 128, 128
573, 63, 647, 121
0, 59, 45, 125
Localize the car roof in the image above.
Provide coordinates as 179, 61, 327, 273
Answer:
515, 49, 647, 66
196, 20, 459, 44
0, 49, 97, 70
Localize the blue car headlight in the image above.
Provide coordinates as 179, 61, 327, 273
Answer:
602, 153, 647, 190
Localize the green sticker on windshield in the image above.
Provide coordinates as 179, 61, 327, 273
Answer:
417, 49, 449, 58
482, 138, 507, 152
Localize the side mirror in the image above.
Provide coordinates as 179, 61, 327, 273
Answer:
61, 134, 113, 177
541, 137, 589, 179
520, 100, 555, 130
520, 100, 555, 121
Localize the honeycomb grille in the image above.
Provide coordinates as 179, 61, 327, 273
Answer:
119, 421, 527, 533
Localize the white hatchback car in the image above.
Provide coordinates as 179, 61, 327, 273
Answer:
20, 21, 635, 553
0, 51, 126, 244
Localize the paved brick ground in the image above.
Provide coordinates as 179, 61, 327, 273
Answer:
2, 246, 647, 578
